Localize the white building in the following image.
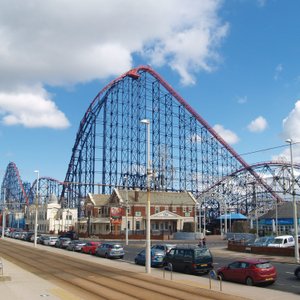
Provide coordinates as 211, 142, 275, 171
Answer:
27, 194, 78, 234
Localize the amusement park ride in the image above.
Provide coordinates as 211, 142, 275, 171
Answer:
1, 66, 299, 231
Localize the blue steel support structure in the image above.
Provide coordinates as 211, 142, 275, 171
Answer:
61, 66, 274, 210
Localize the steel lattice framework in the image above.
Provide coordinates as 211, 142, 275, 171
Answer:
199, 161, 300, 220
1, 162, 28, 210
2, 68, 296, 219
29, 177, 64, 205
61, 66, 278, 210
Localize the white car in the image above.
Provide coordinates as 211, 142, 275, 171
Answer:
43, 236, 58, 246
268, 235, 295, 248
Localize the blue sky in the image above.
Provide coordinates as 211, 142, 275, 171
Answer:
1, 0, 300, 183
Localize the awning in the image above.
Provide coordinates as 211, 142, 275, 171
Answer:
217, 213, 247, 220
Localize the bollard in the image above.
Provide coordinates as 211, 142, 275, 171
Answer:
162, 263, 173, 280
0, 258, 3, 276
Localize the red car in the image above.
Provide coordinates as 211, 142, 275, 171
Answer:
217, 258, 277, 286
81, 241, 101, 255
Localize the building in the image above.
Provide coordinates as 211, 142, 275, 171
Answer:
259, 201, 300, 235
77, 189, 197, 238
27, 194, 78, 234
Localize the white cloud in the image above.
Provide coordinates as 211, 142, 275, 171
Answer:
274, 63, 283, 80
0, 87, 70, 129
0, 0, 227, 128
272, 100, 300, 163
257, 0, 267, 7
213, 124, 239, 145
237, 96, 247, 104
247, 116, 268, 132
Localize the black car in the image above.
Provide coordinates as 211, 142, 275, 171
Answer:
295, 266, 300, 279
60, 231, 79, 240
163, 245, 213, 274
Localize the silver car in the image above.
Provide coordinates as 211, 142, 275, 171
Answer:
66, 240, 86, 251
43, 236, 58, 246
96, 242, 124, 259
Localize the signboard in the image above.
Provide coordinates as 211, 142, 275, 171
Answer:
110, 207, 122, 224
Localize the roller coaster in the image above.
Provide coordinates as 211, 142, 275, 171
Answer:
1, 66, 298, 222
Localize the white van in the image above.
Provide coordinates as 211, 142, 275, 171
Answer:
268, 235, 295, 248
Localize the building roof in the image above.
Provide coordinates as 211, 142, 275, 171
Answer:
259, 201, 300, 219
110, 189, 197, 206
86, 193, 110, 206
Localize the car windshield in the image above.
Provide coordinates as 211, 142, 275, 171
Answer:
112, 245, 122, 249
194, 248, 211, 259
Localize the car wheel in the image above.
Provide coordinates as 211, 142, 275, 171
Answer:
105, 253, 109, 258
89, 250, 93, 255
134, 259, 138, 265
295, 268, 300, 279
120, 255, 124, 259
246, 277, 254, 286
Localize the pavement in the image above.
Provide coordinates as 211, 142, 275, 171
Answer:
0, 236, 299, 300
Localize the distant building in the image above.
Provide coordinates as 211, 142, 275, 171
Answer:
259, 201, 300, 235
27, 194, 78, 234
77, 189, 197, 238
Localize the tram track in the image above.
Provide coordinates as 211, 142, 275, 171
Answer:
0, 239, 231, 300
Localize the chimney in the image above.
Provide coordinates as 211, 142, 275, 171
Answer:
134, 189, 139, 202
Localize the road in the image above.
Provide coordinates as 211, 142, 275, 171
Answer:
0, 239, 234, 300
122, 241, 300, 296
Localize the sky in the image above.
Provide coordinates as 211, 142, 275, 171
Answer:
1, 0, 300, 184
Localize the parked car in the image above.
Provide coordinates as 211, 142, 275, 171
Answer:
151, 244, 176, 254
163, 245, 213, 274
55, 237, 72, 248
217, 259, 277, 286
37, 235, 48, 244
60, 231, 79, 240
96, 242, 124, 259
268, 235, 295, 248
295, 266, 300, 279
250, 236, 275, 247
43, 236, 58, 246
66, 240, 86, 252
135, 249, 165, 267
81, 241, 101, 255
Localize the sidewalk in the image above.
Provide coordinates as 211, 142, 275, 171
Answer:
0, 258, 79, 300
0, 237, 299, 300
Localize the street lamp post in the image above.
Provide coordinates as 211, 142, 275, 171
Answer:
124, 175, 129, 246
34, 170, 39, 247
286, 139, 299, 263
140, 119, 151, 274
1, 188, 6, 239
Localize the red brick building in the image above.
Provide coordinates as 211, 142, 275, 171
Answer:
77, 189, 197, 238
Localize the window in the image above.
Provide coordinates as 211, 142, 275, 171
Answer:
165, 206, 169, 211
136, 221, 141, 230
184, 249, 193, 258
188, 206, 193, 212
182, 206, 186, 212
172, 206, 177, 213
155, 206, 160, 214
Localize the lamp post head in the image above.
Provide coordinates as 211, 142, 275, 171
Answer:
140, 119, 150, 125
285, 138, 292, 144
